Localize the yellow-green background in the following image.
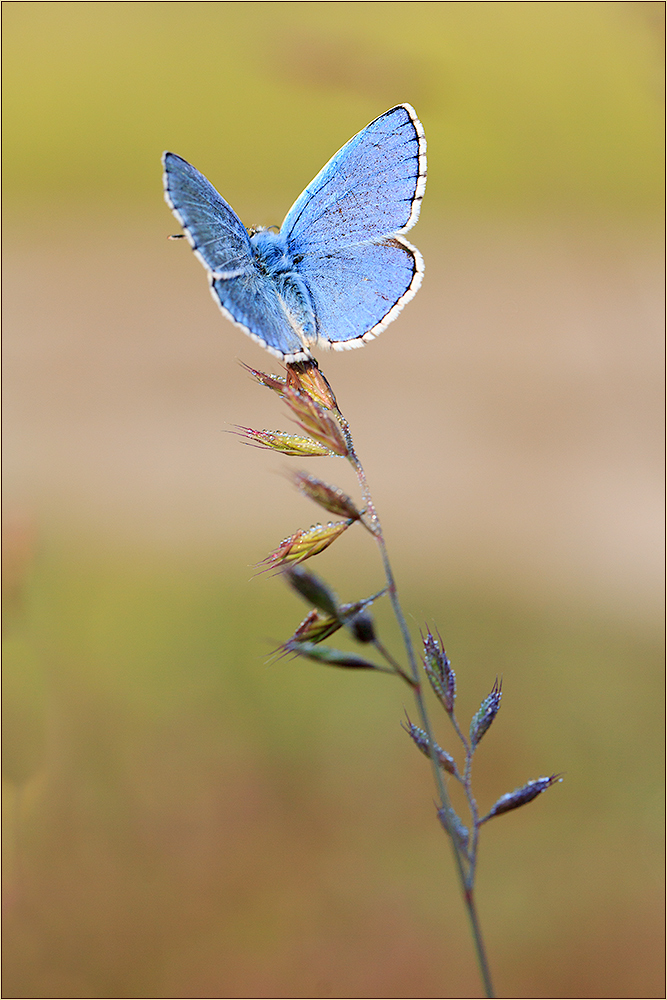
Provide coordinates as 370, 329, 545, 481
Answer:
3, 2, 663, 997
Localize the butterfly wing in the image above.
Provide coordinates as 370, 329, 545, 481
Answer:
281, 104, 426, 348
163, 152, 310, 360
163, 152, 253, 277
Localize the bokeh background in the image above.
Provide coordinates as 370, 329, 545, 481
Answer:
3, 3, 664, 997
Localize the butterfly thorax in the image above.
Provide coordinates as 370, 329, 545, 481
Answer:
248, 228, 317, 341
250, 229, 295, 277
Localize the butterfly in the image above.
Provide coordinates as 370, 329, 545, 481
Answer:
162, 103, 426, 363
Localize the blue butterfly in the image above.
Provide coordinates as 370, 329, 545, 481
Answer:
163, 104, 426, 362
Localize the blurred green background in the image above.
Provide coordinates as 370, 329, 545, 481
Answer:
3, 2, 663, 997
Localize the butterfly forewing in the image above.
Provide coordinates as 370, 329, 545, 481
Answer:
163, 153, 253, 276
281, 104, 426, 250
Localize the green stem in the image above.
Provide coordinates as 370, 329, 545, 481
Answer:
347, 443, 495, 999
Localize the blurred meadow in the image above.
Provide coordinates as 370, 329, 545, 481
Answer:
2, 2, 664, 997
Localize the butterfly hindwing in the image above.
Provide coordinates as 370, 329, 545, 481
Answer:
295, 237, 422, 348
209, 269, 308, 360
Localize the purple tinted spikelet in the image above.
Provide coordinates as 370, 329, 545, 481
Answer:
470, 678, 502, 749
243, 359, 339, 412
402, 718, 459, 777
284, 566, 339, 617
241, 363, 288, 397
422, 629, 456, 713
290, 472, 362, 520
283, 640, 385, 672
284, 388, 350, 456
438, 805, 470, 856
480, 775, 563, 824
345, 609, 376, 644
281, 362, 350, 456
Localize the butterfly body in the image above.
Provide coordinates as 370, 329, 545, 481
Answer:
163, 104, 426, 361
